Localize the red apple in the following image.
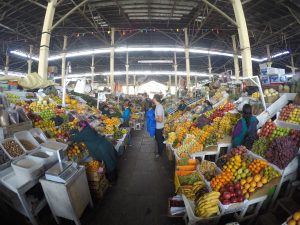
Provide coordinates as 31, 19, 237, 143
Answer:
223, 192, 231, 200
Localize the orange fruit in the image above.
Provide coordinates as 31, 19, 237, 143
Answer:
261, 177, 268, 184
257, 182, 263, 188
249, 187, 256, 193
240, 179, 246, 185
293, 212, 300, 221
288, 220, 296, 225
247, 177, 253, 183
254, 175, 261, 182
244, 183, 250, 190
250, 181, 257, 188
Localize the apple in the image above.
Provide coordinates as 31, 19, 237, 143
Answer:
223, 192, 231, 200
234, 183, 241, 190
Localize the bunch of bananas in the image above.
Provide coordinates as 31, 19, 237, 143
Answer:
251, 92, 260, 99
182, 181, 206, 201
166, 132, 176, 144
195, 191, 220, 218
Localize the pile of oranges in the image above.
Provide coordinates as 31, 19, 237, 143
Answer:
248, 159, 268, 174
240, 174, 268, 199
86, 160, 103, 172
103, 117, 121, 126
211, 171, 233, 191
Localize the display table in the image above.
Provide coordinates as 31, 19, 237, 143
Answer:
0, 167, 47, 225
40, 166, 93, 225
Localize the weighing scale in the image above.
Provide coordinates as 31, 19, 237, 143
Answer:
45, 148, 78, 183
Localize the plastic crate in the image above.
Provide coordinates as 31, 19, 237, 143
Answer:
0, 146, 11, 171
27, 149, 57, 170
29, 128, 48, 144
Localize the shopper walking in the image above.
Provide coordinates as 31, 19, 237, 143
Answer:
146, 102, 156, 138
232, 104, 259, 150
153, 94, 165, 158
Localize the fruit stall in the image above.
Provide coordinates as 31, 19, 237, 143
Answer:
164, 91, 300, 224
0, 90, 133, 224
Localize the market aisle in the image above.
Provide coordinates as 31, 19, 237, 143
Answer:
81, 129, 184, 225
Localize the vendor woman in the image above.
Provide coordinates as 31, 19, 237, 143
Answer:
232, 104, 259, 149
70, 121, 118, 182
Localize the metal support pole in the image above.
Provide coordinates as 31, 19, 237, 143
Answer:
4, 54, 9, 75
27, 45, 33, 74
61, 35, 67, 107
291, 55, 296, 75
91, 54, 95, 85
184, 28, 191, 91
107, 75, 110, 87
266, 45, 272, 67
125, 51, 129, 95
208, 55, 212, 80
168, 74, 171, 92
133, 74, 136, 95
174, 52, 178, 97
231, 0, 253, 77
38, 0, 57, 80
110, 28, 115, 92
232, 35, 240, 79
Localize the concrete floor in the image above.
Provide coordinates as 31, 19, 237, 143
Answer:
4, 129, 184, 225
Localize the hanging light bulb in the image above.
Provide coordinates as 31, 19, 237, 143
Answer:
107, 30, 111, 34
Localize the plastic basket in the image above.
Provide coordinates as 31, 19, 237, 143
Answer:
182, 194, 221, 225
40, 141, 68, 153
14, 131, 40, 152
0, 146, 11, 171
219, 200, 248, 215
29, 128, 48, 144
27, 149, 58, 170
0, 138, 26, 159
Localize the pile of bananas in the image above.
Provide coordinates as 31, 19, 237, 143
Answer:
166, 132, 176, 144
182, 181, 206, 201
251, 92, 260, 99
195, 191, 220, 218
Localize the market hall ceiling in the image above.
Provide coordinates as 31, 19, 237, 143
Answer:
0, 0, 300, 75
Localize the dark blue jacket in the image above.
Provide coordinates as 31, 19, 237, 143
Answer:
146, 109, 156, 137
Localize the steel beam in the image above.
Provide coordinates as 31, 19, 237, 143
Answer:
184, 28, 191, 91
231, 0, 253, 77
231, 35, 240, 79
38, 0, 57, 80
174, 52, 178, 97
27, 45, 33, 74
25, 0, 46, 9
208, 55, 212, 80
0, 23, 35, 41
91, 54, 95, 85
125, 51, 129, 95
52, 0, 89, 30
202, 0, 238, 27
110, 28, 115, 92
61, 35, 67, 106
4, 54, 9, 75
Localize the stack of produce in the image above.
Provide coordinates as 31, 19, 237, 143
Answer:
240, 175, 268, 199
211, 171, 234, 191
252, 138, 270, 157
258, 120, 277, 138
265, 136, 298, 169
279, 104, 300, 125
67, 142, 89, 161
219, 183, 245, 205
182, 181, 206, 201
194, 192, 220, 218
285, 210, 300, 225
198, 160, 218, 181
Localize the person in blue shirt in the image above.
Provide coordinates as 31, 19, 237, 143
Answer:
121, 99, 131, 145
121, 99, 131, 126
146, 102, 156, 137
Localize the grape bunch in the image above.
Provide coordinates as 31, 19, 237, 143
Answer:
252, 137, 269, 157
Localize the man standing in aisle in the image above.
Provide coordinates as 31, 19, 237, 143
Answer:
153, 94, 165, 158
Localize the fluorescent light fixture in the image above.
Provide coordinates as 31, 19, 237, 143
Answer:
53, 70, 214, 80
10, 47, 290, 63
0, 69, 26, 77
10, 50, 39, 61
138, 60, 173, 64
